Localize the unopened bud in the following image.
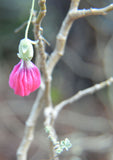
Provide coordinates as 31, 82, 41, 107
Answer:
17, 38, 33, 60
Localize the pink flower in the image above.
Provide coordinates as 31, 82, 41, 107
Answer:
9, 60, 41, 96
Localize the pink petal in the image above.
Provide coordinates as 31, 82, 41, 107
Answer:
9, 60, 41, 96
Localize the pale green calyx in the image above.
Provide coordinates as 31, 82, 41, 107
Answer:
17, 38, 34, 61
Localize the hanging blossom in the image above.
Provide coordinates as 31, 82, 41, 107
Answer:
9, 38, 41, 96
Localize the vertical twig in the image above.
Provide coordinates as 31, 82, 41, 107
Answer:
33, 1, 58, 159
70, 0, 80, 10
47, 0, 80, 75
34, 0, 46, 40
17, 1, 47, 160
17, 84, 45, 160
34, 0, 47, 69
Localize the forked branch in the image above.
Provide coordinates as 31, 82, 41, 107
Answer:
16, 0, 113, 160
47, 3, 113, 75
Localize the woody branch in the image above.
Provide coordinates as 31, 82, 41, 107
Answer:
17, 0, 113, 160
47, 2, 113, 75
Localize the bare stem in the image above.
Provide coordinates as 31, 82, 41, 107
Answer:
34, 0, 46, 40
17, 84, 45, 160
34, 0, 47, 70
47, 3, 113, 75
33, 0, 56, 159
16, 1, 113, 160
53, 77, 113, 119
70, 0, 80, 10
25, 0, 35, 39
17, 1, 47, 160
14, 21, 27, 33
70, 3, 113, 19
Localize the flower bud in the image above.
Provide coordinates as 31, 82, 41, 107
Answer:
17, 38, 33, 61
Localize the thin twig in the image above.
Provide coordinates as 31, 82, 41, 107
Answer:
17, 83, 45, 160
34, 0, 46, 40
47, 3, 113, 75
16, 1, 113, 160
17, 1, 47, 159
70, 0, 80, 10
70, 3, 113, 19
34, 0, 47, 69
54, 77, 113, 119
33, 0, 57, 159
14, 21, 27, 33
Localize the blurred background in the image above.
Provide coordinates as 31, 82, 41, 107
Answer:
0, 0, 113, 160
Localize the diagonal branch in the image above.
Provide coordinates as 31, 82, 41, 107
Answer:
47, 3, 113, 75
70, 3, 113, 19
53, 77, 113, 119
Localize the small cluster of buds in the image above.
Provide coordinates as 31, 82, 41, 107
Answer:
9, 38, 41, 96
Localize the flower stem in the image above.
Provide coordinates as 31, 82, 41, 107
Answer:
25, 0, 35, 39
